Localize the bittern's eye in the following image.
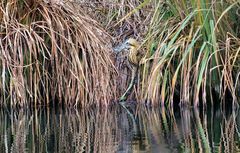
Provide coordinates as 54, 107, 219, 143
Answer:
126, 42, 134, 47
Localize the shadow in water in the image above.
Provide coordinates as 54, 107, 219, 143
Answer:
0, 105, 240, 153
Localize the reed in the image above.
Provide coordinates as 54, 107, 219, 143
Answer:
0, 0, 117, 107
134, 0, 240, 107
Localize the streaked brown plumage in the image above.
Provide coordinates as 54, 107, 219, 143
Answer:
125, 38, 142, 66
115, 38, 143, 101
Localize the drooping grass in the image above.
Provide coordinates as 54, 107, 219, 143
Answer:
0, 0, 117, 107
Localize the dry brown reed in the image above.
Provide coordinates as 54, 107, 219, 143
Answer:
0, 0, 117, 107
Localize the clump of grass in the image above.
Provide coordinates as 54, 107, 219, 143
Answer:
80, 0, 240, 107
0, 0, 117, 107
140, 1, 240, 107
137, 1, 240, 107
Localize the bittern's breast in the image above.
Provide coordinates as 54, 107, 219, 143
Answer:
128, 47, 141, 66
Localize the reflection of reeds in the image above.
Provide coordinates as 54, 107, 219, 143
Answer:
10, 110, 27, 153
136, 106, 240, 153
194, 109, 211, 153
0, 107, 240, 152
180, 108, 194, 153
218, 111, 238, 153
1, 0, 240, 108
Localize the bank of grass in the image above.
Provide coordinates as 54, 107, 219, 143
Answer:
1, 0, 240, 108
82, 0, 240, 107
0, 0, 117, 107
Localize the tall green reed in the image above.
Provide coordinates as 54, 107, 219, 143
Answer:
136, 0, 240, 107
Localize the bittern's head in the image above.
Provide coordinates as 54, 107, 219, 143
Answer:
114, 38, 139, 53
124, 38, 139, 50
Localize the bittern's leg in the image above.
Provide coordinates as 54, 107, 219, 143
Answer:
119, 66, 138, 101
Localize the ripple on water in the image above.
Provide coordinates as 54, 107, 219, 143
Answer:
0, 105, 239, 153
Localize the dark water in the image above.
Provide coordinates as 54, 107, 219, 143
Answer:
0, 104, 240, 153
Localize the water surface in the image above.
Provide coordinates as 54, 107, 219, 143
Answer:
0, 104, 240, 153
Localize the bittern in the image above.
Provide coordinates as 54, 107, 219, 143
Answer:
114, 38, 143, 101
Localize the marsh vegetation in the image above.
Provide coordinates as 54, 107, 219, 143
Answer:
1, 1, 240, 152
